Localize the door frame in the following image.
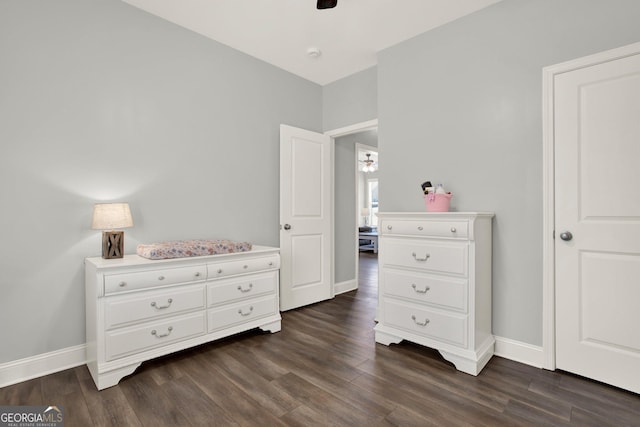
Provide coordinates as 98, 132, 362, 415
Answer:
325, 119, 378, 294
541, 41, 640, 371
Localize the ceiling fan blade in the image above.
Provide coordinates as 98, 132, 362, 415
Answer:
317, 0, 337, 9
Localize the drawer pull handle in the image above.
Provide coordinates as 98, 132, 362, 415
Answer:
411, 284, 430, 294
412, 252, 430, 262
243, 265, 249, 269
151, 326, 173, 338
217, 269, 223, 274
387, 225, 393, 230
194, 272, 201, 277
150, 298, 173, 309
451, 227, 457, 233
268, 262, 274, 266
118, 281, 127, 287
238, 306, 254, 317
411, 315, 430, 327
418, 226, 423, 231
158, 276, 165, 281
237, 283, 253, 293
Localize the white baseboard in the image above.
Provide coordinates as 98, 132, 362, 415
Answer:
494, 336, 544, 368
0, 335, 544, 388
334, 279, 357, 295
0, 344, 86, 388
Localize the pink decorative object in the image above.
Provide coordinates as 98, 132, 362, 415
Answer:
425, 193, 452, 212
137, 239, 252, 260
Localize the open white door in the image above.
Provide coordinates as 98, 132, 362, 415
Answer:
279, 124, 333, 311
554, 46, 640, 393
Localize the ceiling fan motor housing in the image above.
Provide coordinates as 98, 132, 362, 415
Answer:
317, 0, 338, 9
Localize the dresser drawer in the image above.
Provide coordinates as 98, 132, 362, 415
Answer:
208, 295, 278, 333
383, 238, 468, 276
105, 311, 206, 361
104, 284, 205, 330
207, 271, 277, 307
381, 219, 468, 239
207, 255, 279, 279
384, 299, 467, 347
383, 269, 467, 312
104, 265, 206, 294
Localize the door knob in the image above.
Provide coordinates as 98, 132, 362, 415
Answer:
559, 231, 573, 241
284, 224, 292, 230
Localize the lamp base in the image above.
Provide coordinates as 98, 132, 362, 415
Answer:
102, 231, 125, 259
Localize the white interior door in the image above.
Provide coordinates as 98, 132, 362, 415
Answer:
554, 50, 640, 393
279, 124, 333, 311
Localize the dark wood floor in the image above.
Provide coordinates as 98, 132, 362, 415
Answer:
2, 251, 639, 426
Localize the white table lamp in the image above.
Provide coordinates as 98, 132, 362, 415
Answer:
361, 207, 370, 226
92, 203, 133, 259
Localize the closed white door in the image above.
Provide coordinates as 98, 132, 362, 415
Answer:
555, 49, 640, 393
279, 124, 333, 311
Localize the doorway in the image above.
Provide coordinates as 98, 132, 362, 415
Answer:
356, 145, 379, 298
327, 120, 378, 295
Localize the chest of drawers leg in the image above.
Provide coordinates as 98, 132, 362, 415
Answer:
375, 213, 494, 376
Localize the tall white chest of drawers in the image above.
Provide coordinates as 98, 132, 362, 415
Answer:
375, 213, 494, 375
85, 246, 281, 390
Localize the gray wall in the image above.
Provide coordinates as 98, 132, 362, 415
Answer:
323, 66, 377, 131
0, 0, 322, 363
334, 131, 377, 284
4, 0, 640, 366
377, 0, 640, 345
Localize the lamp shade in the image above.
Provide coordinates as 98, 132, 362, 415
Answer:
361, 207, 370, 216
91, 203, 133, 230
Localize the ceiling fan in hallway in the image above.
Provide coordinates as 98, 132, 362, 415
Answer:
317, 0, 338, 9
360, 153, 378, 173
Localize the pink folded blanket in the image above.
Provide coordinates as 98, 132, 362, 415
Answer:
137, 239, 252, 260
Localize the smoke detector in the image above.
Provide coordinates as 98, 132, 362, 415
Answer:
307, 47, 322, 59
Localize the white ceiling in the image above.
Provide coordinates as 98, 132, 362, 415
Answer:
122, 0, 502, 85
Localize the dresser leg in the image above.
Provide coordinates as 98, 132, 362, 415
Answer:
374, 329, 404, 346
259, 319, 281, 333
93, 363, 141, 390
438, 347, 494, 376
438, 351, 479, 375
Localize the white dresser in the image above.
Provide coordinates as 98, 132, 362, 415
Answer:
375, 213, 494, 375
85, 246, 281, 390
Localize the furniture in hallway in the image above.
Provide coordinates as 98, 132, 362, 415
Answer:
359, 229, 378, 253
